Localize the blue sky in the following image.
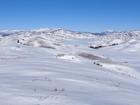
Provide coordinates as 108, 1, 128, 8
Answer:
0, 0, 140, 32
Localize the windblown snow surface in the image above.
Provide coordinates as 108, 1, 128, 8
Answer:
0, 29, 140, 105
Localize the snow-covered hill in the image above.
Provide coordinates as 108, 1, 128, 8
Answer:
0, 28, 140, 105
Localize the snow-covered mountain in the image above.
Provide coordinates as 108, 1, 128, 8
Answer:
0, 28, 140, 105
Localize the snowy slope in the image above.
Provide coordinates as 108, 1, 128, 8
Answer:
0, 28, 140, 105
